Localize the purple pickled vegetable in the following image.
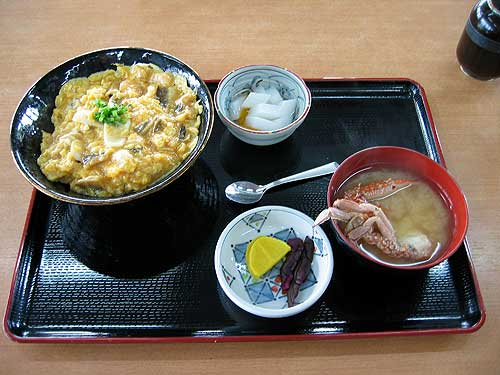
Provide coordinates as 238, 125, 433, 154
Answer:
293, 238, 315, 288
280, 238, 304, 292
304, 236, 314, 255
287, 236, 315, 307
287, 282, 300, 307
281, 275, 294, 292
287, 237, 303, 249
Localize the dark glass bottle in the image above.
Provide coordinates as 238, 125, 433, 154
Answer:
456, 0, 500, 80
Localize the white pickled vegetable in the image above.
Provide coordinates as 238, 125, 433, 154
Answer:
257, 99, 297, 128
253, 84, 267, 94
241, 92, 270, 108
228, 94, 245, 121
248, 103, 281, 120
273, 114, 294, 127
279, 99, 297, 117
245, 116, 281, 131
228, 83, 297, 131
267, 87, 283, 104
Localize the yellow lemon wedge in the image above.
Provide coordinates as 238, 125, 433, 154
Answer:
246, 236, 291, 279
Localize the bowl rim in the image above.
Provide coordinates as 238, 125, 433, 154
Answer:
10, 46, 214, 206
214, 205, 334, 318
326, 146, 469, 270
214, 64, 312, 135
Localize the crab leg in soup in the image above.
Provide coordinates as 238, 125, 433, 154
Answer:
315, 169, 451, 264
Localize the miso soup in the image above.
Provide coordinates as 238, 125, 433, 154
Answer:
336, 167, 452, 265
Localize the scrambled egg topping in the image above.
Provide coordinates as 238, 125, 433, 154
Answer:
37, 64, 202, 197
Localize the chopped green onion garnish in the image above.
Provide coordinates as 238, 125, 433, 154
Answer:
94, 99, 129, 126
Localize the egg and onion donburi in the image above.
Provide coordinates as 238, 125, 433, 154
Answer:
37, 63, 202, 197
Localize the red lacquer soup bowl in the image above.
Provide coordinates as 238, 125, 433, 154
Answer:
326, 146, 468, 271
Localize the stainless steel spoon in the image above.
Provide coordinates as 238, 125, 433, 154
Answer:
225, 161, 339, 204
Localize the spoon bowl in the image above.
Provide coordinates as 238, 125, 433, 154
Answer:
225, 182, 266, 204
225, 161, 338, 204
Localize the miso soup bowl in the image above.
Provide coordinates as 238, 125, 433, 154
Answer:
214, 65, 311, 146
325, 146, 468, 271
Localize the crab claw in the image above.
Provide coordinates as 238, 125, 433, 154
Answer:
313, 206, 354, 227
314, 208, 333, 226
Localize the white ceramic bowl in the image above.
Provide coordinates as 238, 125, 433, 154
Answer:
214, 206, 334, 318
214, 65, 311, 146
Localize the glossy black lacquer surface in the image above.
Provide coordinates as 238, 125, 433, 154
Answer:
6, 80, 483, 340
10, 47, 213, 205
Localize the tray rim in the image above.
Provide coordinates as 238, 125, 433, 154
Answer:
3, 77, 486, 343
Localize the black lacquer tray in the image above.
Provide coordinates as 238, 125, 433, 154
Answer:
4, 79, 485, 342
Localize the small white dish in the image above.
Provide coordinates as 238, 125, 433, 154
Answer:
214, 206, 334, 318
214, 65, 311, 146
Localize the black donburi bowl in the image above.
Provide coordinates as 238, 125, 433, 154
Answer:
10, 47, 214, 205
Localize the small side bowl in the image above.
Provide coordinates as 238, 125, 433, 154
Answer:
214, 65, 311, 146
326, 146, 468, 271
215, 206, 334, 318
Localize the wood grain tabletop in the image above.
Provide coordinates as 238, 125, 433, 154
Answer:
1, 0, 499, 374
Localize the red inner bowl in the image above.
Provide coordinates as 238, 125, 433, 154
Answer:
327, 146, 468, 270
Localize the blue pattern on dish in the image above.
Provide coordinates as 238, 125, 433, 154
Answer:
230, 225, 319, 305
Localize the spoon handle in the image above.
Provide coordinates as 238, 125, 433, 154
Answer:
263, 161, 339, 191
